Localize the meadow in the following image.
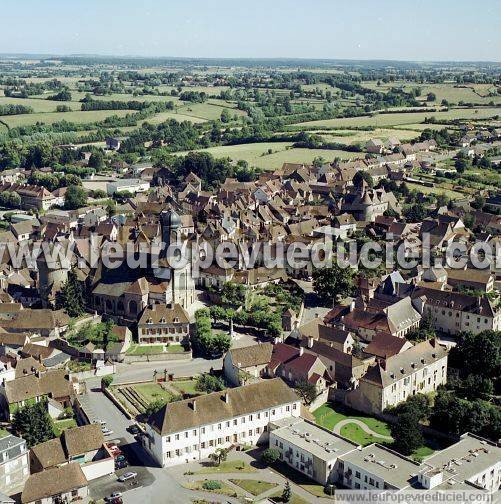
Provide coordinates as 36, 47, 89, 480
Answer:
174, 141, 356, 169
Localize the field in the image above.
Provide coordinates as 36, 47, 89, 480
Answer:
363, 81, 500, 105
316, 127, 421, 145
229, 479, 278, 496
0, 95, 79, 112
0, 109, 133, 128
126, 344, 164, 355
175, 142, 355, 169
292, 107, 501, 129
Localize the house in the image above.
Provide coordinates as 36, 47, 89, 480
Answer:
144, 378, 301, 467
411, 286, 501, 335
223, 343, 273, 386
10, 218, 40, 242
137, 304, 190, 346
366, 139, 384, 154
445, 268, 495, 293
0, 183, 55, 210
269, 417, 358, 485
364, 332, 413, 360
106, 179, 150, 195
345, 339, 448, 414
0, 433, 29, 494
0, 309, 70, 337
21, 462, 88, 504
105, 137, 121, 150
0, 369, 73, 419
30, 424, 114, 481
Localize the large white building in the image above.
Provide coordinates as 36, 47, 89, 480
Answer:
144, 378, 301, 467
346, 339, 448, 414
269, 417, 358, 485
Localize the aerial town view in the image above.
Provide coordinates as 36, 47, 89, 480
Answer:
0, 1, 499, 503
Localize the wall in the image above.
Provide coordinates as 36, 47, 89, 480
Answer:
81, 457, 115, 481
123, 350, 191, 363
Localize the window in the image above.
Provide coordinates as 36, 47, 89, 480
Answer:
369, 478, 374, 485
355, 483, 360, 489
356, 471, 361, 479
193, 430, 197, 435
175, 434, 179, 441
184, 432, 188, 438
233, 419, 237, 426
201, 427, 205, 434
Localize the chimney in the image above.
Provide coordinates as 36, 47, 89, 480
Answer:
299, 346, 304, 356
224, 391, 230, 403
380, 359, 386, 371
151, 304, 156, 311
307, 336, 314, 349
191, 400, 197, 412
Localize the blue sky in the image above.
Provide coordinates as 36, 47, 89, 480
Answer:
1, 0, 500, 61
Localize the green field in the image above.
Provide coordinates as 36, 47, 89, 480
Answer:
175, 142, 355, 169
363, 81, 500, 105
0, 95, 79, 112
131, 382, 172, 403
145, 111, 207, 124
293, 107, 501, 128
171, 379, 199, 395
176, 102, 247, 121
1, 109, 134, 128
196, 460, 257, 474
318, 127, 420, 144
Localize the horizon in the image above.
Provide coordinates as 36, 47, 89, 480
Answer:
1, 0, 500, 61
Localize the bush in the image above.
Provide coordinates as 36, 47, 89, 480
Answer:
202, 480, 222, 491
101, 375, 113, 388
261, 447, 280, 465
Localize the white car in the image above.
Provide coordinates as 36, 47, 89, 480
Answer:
106, 492, 122, 501
102, 428, 113, 436
118, 471, 137, 482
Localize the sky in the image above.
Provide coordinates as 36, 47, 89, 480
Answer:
1, 0, 500, 62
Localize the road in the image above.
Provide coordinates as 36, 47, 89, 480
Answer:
84, 376, 238, 504
112, 357, 222, 384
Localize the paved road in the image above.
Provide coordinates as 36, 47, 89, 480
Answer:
113, 357, 222, 384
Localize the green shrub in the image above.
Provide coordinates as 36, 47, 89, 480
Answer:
202, 480, 222, 491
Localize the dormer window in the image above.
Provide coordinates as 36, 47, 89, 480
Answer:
147, 318, 152, 324
174, 317, 179, 323
160, 318, 166, 324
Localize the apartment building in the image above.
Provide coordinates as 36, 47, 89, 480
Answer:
144, 378, 301, 467
412, 287, 501, 335
346, 339, 448, 414
0, 433, 29, 494
269, 417, 358, 485
137, 304, 190, 346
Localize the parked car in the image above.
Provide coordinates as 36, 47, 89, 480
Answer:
116, 455, 126, 462
118, 472, 137, 482
115, 460, 128, 469
106, 492, 122, 501
102, 428, 114, 436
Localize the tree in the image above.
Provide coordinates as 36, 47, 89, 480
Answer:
455, 157, 468, 174
294, 379, 318, 405
49, 89, 72, 101
261, 448, 280, 465
404, 203, 427, 222
313, 265, 355, 305
391, 412, 423, 456
64, 185, 87, 210
88, 151, 105, 170
101, 375, 113, 389
145, 398, 168, 417
12, 401, 55, 447
208, 447, 229, 466
220, 108, 231, 123
426, 92, 436, 102
195, 373, 225, 393
282, 481, 292, 503
353, 170, 374, 188
56, 270, 85, 317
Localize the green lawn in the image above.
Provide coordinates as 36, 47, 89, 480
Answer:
340, 424, 391, 447
229, 479, 277, 496
185, 480, 239, 498
412, 445, 435, 462
165, 344, 187, 353
126, 344, 164, 355
131, 383, 173, 403
312, 403, 392, 437
171, 379, 199, 395
196, 460, 257, 474
53, 418, 77, 437
270, 491, 310, 504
